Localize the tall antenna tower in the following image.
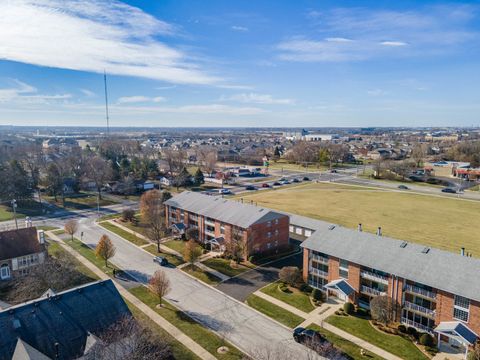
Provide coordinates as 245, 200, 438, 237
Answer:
103, 70, 110, 136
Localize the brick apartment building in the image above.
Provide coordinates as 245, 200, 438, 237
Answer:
301, 224, 480, 354
164, 191, 290, 257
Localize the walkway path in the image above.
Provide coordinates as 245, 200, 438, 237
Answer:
46, 231, 218, 360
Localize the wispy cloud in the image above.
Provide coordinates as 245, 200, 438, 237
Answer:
231, 25, 249, 32
0, 0, 220, 84
278, 5, 477, 62
80, 89, 96, 97
222, 93, 295, 105
117, 95, 166, 104
0, 79, 71, 104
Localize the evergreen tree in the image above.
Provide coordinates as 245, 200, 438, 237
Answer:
194, 168, 205, 185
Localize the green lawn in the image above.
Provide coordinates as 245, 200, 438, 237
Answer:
245, 294, 304, 328
99, 222, 149, 246
130, 286, 244, 360
47, 241, 99, 280
125, 299, 200, 360
268, 160, 327, 172
307, 324, 385, 360
260, 282, 315, 313
45, 192, 117, 210
182, 265, 222, 285
238, 182, 480, 256
0, 201, 44, 221
164, 239, 188, 255
202, 258, 252, 277
52, 229, 65, 235
326, 315, 427, 360
97, 213, 121, 222
37, 225, 58, 231
144, 244, 185, 267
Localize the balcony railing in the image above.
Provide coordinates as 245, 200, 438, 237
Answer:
204, 219, 215, 226
401, 318, 433, 334
404, 284, 436, 300
360, 270, 389, 285
310, 267, 328, 278
403, 301, 436, 318
360, 285, 386, 297
311, 254, 329, 265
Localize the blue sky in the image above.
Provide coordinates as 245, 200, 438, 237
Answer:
0, 0, 479, 127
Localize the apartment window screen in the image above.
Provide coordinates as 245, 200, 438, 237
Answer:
339, 259, 349, 279
453, 295, 470, 322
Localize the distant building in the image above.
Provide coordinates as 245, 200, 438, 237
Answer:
0, 227, 47, 281
303, 133, 337, 142
283, 129, 308, 140
0, 279, 131, 360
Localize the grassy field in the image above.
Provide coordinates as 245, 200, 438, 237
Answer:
45, 192, 117, 210
238, 182, 480, 256
144, 244, 185, 267
306, 324, 384, 360
182, 265, 222, 285
0, 201, 44, 221
47, 241, 100, 280
99, 222, 149, 246
260, 282, 315, 313
245, 294, 304, 328
130, 286, 244, 360
326, 315, 427, 360
164, 239, 188, 255
202, 258, 253, 277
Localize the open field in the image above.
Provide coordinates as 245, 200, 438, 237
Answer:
202, 257, 253, 277
238, 182, 480, 256
44, 192, 117, 210
0, 201, 44, 221
260, 282, 315, 313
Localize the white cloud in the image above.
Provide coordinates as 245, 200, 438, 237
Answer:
325, 37, 353, 43
80, 89, 96, 97
117, 95, 166, 104
381, 41, 408, 47
231, 25, 249, 32
0, 79, 71, 104
110, 103, 266, 115
367, 89, 388, 96
223, 93, 295, 105
0, 0, 220, 85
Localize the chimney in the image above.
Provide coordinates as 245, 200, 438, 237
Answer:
461, 247, 465, 256
358, 223, 362, 232
37, 230, 45, 244
376, 227, 382, 236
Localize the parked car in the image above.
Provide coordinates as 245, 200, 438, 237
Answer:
280, 180, 290, 185
153, 256, 169, 266
245, 185, 256, 190
273, 181, 281, 186
303, 176, 310, 181
218, 188, 231, 194
442, 188, 457, 194
279, 177, 287, 182
293, 327, 324, 345
292, 178, 300, 183
330, 169, 338, 173
261, 183, 270, 188
398, 185, 409, 190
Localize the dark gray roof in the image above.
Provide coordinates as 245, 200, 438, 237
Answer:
301, 226, 480, 302
0, 280, 131, 360
325, 279, 355, 297
164, 191, 287, 228
435, 321, 478, 345
284, 213, 332, 232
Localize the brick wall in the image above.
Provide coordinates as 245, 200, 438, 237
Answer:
302, 248, 309, 282
249, 215, 290, 257
328, 257, 339, 282
435, 290, 454, 326
468, 300, 480, 335
388, 276, 404, 321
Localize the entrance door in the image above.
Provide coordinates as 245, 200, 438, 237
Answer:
0, 264, 11, 280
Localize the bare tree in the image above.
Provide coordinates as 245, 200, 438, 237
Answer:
148, 270, 171, 307
411, 143, 427, 168
96, 235, 116, 267
183, 240, 202, 269
278, 266, 301, 287
370, 295, 393, 325
64, 219, 79, 241
140, 190, 167, 253
225, 229, 244, 264
84, 155, 112, 200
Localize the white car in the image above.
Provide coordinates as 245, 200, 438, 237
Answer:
218, 188, 231, 194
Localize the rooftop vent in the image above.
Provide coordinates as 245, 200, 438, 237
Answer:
358, 223, 362, 232
328, 225, 336, 230
258, 208, 264, 212
376, 227, 382, 236
400, 241, 408, 248
421, 247, 430, 254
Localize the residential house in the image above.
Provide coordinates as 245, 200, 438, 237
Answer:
0, 228, 47, 281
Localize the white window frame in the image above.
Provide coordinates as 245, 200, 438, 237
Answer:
453, 295, 470, 322
0, 264, 10, 280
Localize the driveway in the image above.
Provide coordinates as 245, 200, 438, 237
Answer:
216, 250, 303, 301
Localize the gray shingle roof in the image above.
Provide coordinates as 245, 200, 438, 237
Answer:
164, 191, 287, 228
301, 226, 480, 302
0, 227, 45, 262
0, 280, 131, 360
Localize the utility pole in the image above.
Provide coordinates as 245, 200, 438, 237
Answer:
11, 199, 18, 230
97, 193, 100, 217
104, 70, 110, 137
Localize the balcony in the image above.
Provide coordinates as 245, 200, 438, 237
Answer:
360, 285, 386, 297
310, 267, 328, 278
204, 219, 215, 226
403, 301, 436, 318
401, 317, 433, 334
311, 254, 329, 265
404, 284, 436, 300
360, 270, 389, 285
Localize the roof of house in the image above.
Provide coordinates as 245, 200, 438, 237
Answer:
164, 191, 287, 228
0, 279, 131, 360
0, 227, 45, 262
12, 339, 50, 360
435, 321, 478, 345
301, 226, 480, 302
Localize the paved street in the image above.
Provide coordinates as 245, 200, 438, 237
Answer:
47, 215, 320, 359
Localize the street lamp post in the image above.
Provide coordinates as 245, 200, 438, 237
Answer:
11, 199, 18, 230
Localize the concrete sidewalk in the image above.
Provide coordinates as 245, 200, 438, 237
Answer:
46, 231, 218, 360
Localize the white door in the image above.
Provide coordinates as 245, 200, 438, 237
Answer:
0, 265, 11, 280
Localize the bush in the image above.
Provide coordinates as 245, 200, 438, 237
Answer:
311, 288, 323, 301
299, 283, 313, 293
248, 255, 255, 263
407, 326, 418, 337
419, 333, 434, 347
356, 307, 369, 317
343, 302, 354, 314
397, 324, 407, 333
121, 208, 135, 222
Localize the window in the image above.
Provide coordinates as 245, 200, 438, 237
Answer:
339, 259, 349, 279
0, 264, 10, 280
220, 225, 225, 235
289, 225, 294, 232
453, 295, 470, 322
305, 230, 312, 237
267, 232, 271, 238
17, 254, 39, 268
295, 227, 302, 235
274, 219, 279, 225
274, 240, 278, 247
267, 221, 271, 227
267, 242, 271, 249
274, 229, 279, 236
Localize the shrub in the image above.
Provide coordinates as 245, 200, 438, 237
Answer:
299, 283, 313, 293
121, 208, 135, 222
356, 307, 369, 317
419, 333, 434, 347
278, 266, 301, 287
248, 255, 255, 263
311, 288, 323, 301
343, 302, 354, 314
397, 324, 407, 333
407, 326, 418, 337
